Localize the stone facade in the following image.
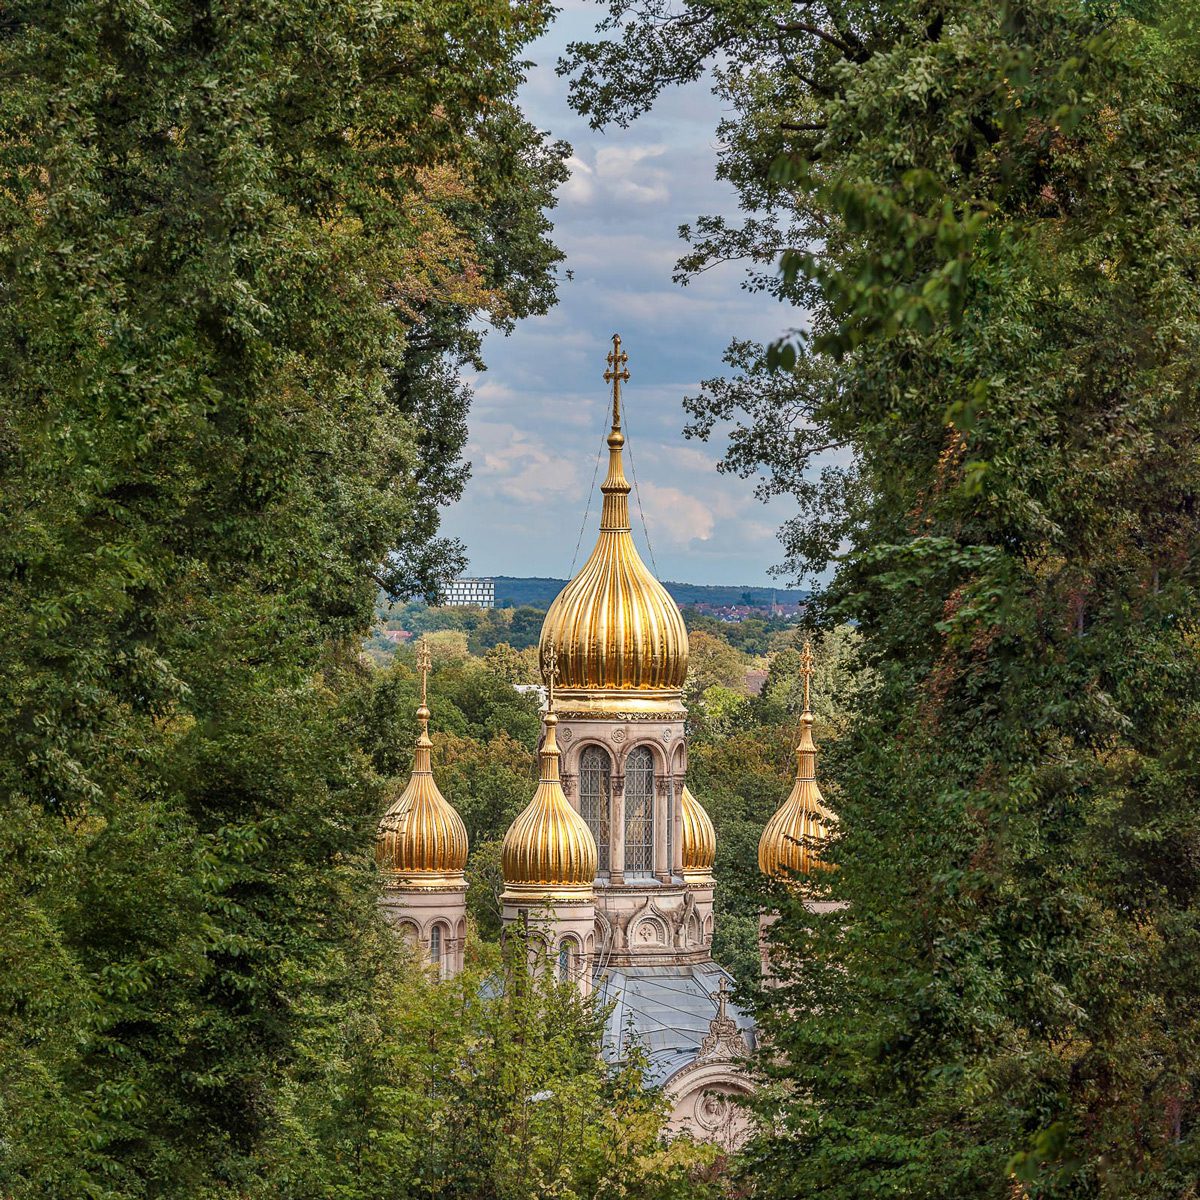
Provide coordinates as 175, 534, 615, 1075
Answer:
381, 883, 467, 979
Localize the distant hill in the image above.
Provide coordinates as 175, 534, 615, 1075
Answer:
492, 575, 808, 610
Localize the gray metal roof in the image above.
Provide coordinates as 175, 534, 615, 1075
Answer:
593, 964, 757, 1089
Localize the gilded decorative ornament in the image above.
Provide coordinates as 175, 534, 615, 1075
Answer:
680, 785, 716, 877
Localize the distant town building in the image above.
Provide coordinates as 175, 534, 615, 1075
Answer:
743, 668, 769, 697
690, 600, 805, 623
441, 577, 495, 608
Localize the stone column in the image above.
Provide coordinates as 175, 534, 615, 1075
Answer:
654, 776, 670, 882
561, 772, 578, 812
670, 776, 684, 877
610, 773, 625, 885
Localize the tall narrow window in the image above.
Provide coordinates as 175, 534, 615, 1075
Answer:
429, 924, 443, 977
558, 938, 577, 982
579, 746, 611, 872
624, 747, 654, 877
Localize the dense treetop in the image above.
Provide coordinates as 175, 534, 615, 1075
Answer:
565, 0, 1200, 1195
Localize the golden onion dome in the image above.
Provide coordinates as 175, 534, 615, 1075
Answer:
377, 662, 468, 887
680, 785, 716, 878
758, 709, 835, 881
538, 335, 688, 716
502, 709, 597, 892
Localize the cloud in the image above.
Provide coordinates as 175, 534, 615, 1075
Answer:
472, 422, 584, 507
636, 482, 716, 546
560, 155, 595, 205
434, 12, 810, 584
594, 144, 670, 204
555, 144, 671, 209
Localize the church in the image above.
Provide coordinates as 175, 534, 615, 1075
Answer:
376, 335, 834, 1148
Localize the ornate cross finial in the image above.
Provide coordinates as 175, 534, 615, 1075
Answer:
799, 637, 815, 713
603, 332, 630, 429
417, 637, 432, 707
711, 975, 730, 1022
542, 641, 559, 711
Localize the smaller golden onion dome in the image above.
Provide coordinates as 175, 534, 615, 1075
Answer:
758, 642, 835, 881
502, 708, 597, 892
377, 652, 468, 888
680, 785, 716, 879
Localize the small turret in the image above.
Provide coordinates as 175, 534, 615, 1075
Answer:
377, 640, 469, 977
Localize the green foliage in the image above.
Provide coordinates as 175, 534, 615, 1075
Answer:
0, 0, 566, 1194
262, 929, 721, 1200
568, 0, 1200, 1195
685, 629, 748, 708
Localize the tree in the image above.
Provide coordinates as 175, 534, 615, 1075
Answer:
566, 1, 1200, 1196
0, 1, 566, 1194
685, 629, 746, 707
262, 930, 723, 1200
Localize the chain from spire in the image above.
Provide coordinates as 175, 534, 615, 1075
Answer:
603, 332, 630, 430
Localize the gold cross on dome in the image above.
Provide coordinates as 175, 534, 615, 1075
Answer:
417, 638, 431, 707
800, 638, 815, 712
543, 641, 559, 710
603, 333, 630, 428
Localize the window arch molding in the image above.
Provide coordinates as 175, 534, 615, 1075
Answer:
615, 737, 671, 776
557, 935, 580, 983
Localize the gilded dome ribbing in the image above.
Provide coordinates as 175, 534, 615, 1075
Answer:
502, 710, 598, 891
759, 645, 835, 880
538, 335, 688, 713
377, 669, 468, 886
680, 785, 716, 877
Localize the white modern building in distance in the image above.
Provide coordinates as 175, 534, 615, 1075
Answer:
441, 577, 495, 607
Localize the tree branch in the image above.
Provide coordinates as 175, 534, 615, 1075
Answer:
775, 21, 862, 59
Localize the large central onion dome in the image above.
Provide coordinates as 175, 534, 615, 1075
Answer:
502, 708, 598, 892
377, 689, 468, 887
539, 335, 688, 715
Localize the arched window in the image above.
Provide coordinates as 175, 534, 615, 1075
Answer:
579, 746, 611, 872
429, 924, 443, 977
624, 746, 654, 877
558, 937, 577, 982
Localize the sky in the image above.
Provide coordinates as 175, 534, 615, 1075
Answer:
440, 1, 794, 587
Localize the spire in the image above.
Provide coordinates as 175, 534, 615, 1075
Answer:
795, 638, 816, 781
599, 332, 632, 532
414, 637, 433, 775
536, 333, 689, 710
502, 638, 597, 890
540, 641, 561, 784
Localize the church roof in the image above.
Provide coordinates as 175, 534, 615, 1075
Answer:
595, 964, 756, 1089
